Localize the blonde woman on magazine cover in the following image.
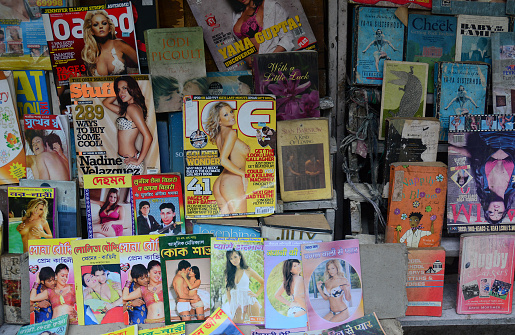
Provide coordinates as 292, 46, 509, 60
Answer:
316, 259, 352, 322
16, 198, 52, 253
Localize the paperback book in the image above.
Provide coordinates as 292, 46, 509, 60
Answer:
42, 3, 139, 108
13, 70, 51, 116
321, 312, 387, 335
2, 253, 28, 324
159, 234, 212, 324
352, 6, 405, 86
119, 234, 162, 325
185, 0, 317, 71
70, 74, 161, 186
385, 162, 447, 247
28, 238, 77, 325
17, 314, 69, 335
83, 174, 135, 238
207, 71, 253, 95
183, 96, 276, 219
253, 50, 319, 120
379, 61, 428, 140
71, 237, 123, 325
23, 114, 71, 181
132, 174, 185, 235
492, 32, 515, 114
277, 118, 331, 201
138, 323, 186, 335
301, 240, 363, 331
433, 62, 489, 140
101, 325, 138, 335
457, 233, 515, 314
191, 308, 244, 335
433, 0, 506, 16
8, 187, 56, 254
211, 237, 265, 325
145, 27, 207, 113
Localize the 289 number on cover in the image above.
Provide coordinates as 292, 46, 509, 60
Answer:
187, 178, 212, 195
74, 105, 104, 120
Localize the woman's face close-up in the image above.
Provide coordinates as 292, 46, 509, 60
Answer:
290, 262, 301, 275
32, 136, 45, 155
488, 201, 505, 221
35, 204, 45, 217
327, 263, 338, 277
149, 265, 161, 283
117, 81, 134, 104
219, 106, 236, 127
91, 14, 109, 38
56, 269, 69, 286
229, 251, 241, 267
84, 273, 97, 288
108, 192, 118, 204
157, 90, 182, 113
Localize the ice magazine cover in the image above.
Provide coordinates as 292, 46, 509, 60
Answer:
191, 308, 244, 335
84, 174, 135, 238
301, 240, 363, 331
13, 70, 51, 116
70, 74, 160, 187
42, 3, 139, 109
0, 1, 69, 71
28, 238, 77, 325
23, 115, 71, 181
8, 187, 56, 254
210, 237, 265, 326
159, 234, 212, 325
71, 237, 123, 325
264, 240, 310, 329
119, 234, 163, 325
139, 322, 186, 335
457, 233, 515, 314
17, 314, 69, 335
183, 96, 276, 219
207, 71, 253, 95
492, 32, 515, 114
0, 72, 27, 185
185, 0, 317, 71
447, 124, 515, 233
132, 174, 185, 235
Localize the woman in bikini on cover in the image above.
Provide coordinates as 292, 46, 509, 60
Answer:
316, 259, 352, 322
16, 198, 53, 253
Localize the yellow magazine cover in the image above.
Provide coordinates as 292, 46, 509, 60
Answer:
183, 96, 276, 219
138, 322, 185, 335
101, 324, 138, 335
71, 237, 122, 325
119, 234, 163, 325
28, 238, 78, 325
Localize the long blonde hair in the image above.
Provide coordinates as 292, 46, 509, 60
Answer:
204, 102, 232, 144
22, 198, 49, 222
81, 10, 116, 73
323, 259, 345, 282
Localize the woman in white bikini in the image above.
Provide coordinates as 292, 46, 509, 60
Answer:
316, 259, 352, 322
274, 259, 307, 317
81, 9, 138, 76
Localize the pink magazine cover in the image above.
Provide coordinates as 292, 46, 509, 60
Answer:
301, 240, 363, 331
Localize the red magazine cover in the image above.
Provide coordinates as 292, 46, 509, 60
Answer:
42, 3, 140, 112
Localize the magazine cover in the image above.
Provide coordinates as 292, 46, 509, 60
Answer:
138, 322, 186, 335
42, 3, 139, 109
301, 240, 363, 331
70, 74, 160, 186
379, 61, 428, 140
352, 6, 405, 86
84, 174, 134, 238
406, 14, 457, 93
0, 72, 27, 185
434, 62, 489, 141
24, 114, 71, 181
457, 233, 515, 314
277, 118, 331, 202
71, 237, 123, 325
8, 187, 56, 254
28, 238, 77, 325
264, 240, 309, 329
13, 70, 51, 116
492, 32, 515, 114
447, 128, 515, 233
160, 234, 212, 324
253, 50, 319, 120
17, 314, 69, 335
433, 0, 505, 16
119, 235, 163, 325
191, 308, 244, 335
132, 174, 185, 235
2, 253, 28, 324
211, 237, 264, 325
321, 313, 386, 335
186, 0, 317, 71
145, 27, 207, 113
193, 219, 261, 238
207, 71, 253, 95
455, 15, 509, 65
183, 96, 276, 219
101, 324, 138, 335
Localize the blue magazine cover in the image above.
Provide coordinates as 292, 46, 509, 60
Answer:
13, 70, 51, 116
352, 7, 405, 86
169, 111, 184, 177
193, 221, 260, 238
433, 0, 506, 17
492, 32, 515, 114
406, 14, 457, 93
434, 62, 489, 141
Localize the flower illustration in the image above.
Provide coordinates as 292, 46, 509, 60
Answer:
268, 69, 311, 120
430, 215, 437, 221
2, 113, 9, 122
413, 201, 420, 208
300, 90, 320, 117
436, 174, 444, 182
394, 208, 400, 215
419, 192, 426, 198
0, 150, 8, 163
435, 188, 441, 194
425, 206, 432, 212
395, 225, 402, 232
401, 213, 408, 220
6, 133, 17, 145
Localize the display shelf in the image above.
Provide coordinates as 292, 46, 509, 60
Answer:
399, 283, 515, 327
